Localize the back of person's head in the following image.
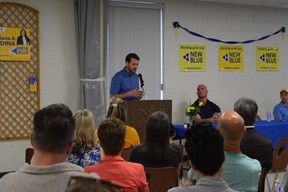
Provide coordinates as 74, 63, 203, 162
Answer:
73, 109, 96, 149
66, 176, 122, 192
125, 53, 140, 62
185, 123, 224, 176
218, 110, 245, 143
97, 117, 126, 156
234, 97, 258, 126
107, 97, 128, 124
143, 111, 175, 163
32, 103, 75, 153
145, 111, 170, 147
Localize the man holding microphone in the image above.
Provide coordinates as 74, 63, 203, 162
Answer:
110, 53, 144, 101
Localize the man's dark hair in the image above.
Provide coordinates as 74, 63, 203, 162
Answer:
97, 117, 126, 155
32, 103, 75, 153
185, 123, 224, 176
125, 53, 140, 63
234, 97, 258, 126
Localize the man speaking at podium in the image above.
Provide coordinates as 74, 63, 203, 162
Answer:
110, 53, 144, 101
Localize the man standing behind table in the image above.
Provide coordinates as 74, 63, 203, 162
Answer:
110, 53, 144, 101
191, 84, 221, 123
274, 89, 288, 121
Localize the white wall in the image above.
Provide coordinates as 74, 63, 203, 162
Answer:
0, 0, 79, 172
163, 0, 288, 124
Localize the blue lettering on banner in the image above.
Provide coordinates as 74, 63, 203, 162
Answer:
190, 52, 203, 63
265, 53, 277, 64
229, 52, 240, 57
229, 57, 241, 63
17, 46, 28, 55
190, 51, 203, 57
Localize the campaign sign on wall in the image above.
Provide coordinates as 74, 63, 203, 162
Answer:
179, 44, 206, 72
218, 46, 244, 71
0, 27, 31, 61
256, 46, 279, 71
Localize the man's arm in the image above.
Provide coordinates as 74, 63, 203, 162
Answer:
110, 89, 144, 100
137, 165, 149, 192
192, 114, 219, 123
273, 105, 282, 121
110, 73, 144, 100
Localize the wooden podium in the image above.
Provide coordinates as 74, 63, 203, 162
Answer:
126, 100, 172, 144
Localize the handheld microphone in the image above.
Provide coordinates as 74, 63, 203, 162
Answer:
138, 73, 147, 100
138, 73, 144, 88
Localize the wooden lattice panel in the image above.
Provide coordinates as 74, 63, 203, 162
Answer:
0, 2, 39, 140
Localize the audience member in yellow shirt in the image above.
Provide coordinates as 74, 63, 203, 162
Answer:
96, 96, 140, 148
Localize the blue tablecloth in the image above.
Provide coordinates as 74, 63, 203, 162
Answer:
174, 120, 288, 147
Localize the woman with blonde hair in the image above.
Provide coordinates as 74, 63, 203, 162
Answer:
107, 97, 140, 148
67, 109, 100, 167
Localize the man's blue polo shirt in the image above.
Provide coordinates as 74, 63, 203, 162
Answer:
110, 67, 139, 101
273, 102, 288, 121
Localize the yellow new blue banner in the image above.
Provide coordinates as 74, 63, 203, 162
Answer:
218, 46, 244, 71
0, 27, 31, 61
179, 44, 206, 72
256, 46, 279, 71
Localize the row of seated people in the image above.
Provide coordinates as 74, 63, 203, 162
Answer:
0, 100, 181, 192
64, 95, 276, 191
190, 84, 273, 169
67, 96, 140, 167
66, 95, 182, 191
186, 89, 275, 191
0, 96, 281, 192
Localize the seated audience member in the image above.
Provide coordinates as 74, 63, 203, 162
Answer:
168, 123, 236, 192
65, 176, 123, 192
106, 96, 140, 148
234, 97, 273, 169
218, 110, 261, 192
191, 84, 221, 123
0, 104, 99, 192
129, 111, 182, 168
67, 109, 101, 167
85, 117, 149, 192
273, 89, 288, 121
